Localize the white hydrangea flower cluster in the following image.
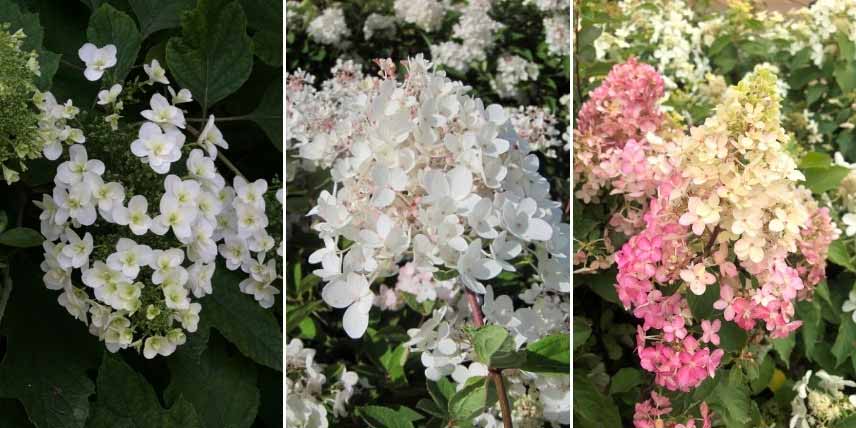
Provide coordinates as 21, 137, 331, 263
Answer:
307, 6, 351, 46
301, 55, 569, 339
405, 287, 570, 426
286, 60, 372, 172
490, 55, 540, 99
594, 0, 710, 91
785, 0, 856, 67
509, 106, 562, 158
363, 13, 397, 40
36, 45, 281, 359
542, 13, 570, 57
429, 0, 505, 72
791, 370, 856, 428
834, 156, 856, 239
523, 0, 567, 12
286, 0, 305, 29
34, 91, 86, 161
286, 338, 359, 428
393, 0, 447, 32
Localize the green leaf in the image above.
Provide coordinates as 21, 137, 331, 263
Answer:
239, 0, 281, 32
519, 334, 570, 373
834, 61, 856, 93
0, 0, 44, 51
687, 283, 720, 320
252, 29, 281, 67
806, 85, 826, 106
165, 334, 260, 428
608, 368, 643, 395
427, 378, 456, 410
708, 368, 753, 428
297, 316, 316, 339
750, 355, 775, 394
248, 78, 282, 150
285, 301, 321, 334
0, 398, 32, 427
0, 227, 43, 248
448, 377, 495, 422
166, 0, 253, 110
401, 291, 434, 316
416, 398, 445, 419
379, 344, 409, 384
573, 317, 591, 351
0, 211, 10, 234
832, 318, 856, 368
86, 4, 142, 83
802, 165, 850, 193
432, 269, 458, 282
771, 336, 795, 368
573, 372, 621, 428
472, 325, 523, 369
580, 269, 619, 304
839, 33, 856, 64
709, 35, 731, 55
718, 321, 748, 353
128, 0, 194, 37
828, 239, 855, 272
0, 258, 100, 428
87, 353, 202, 428
714, 45, 738, 73
578, 25, 601, 47
79, 0, 104, 10
833, 414, 856, 428
473, 325, 509, 364
799, 152, 833, 169
204, 264, 282, 371
255, 366, 283, 428
797, 299, 823, 361
357, 405, 421, 428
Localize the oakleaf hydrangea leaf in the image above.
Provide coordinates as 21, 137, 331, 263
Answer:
165, 0, 253, 110
249, 79, 282, 151
128, 0, 194, 38
0, 257, 99, 428
203, 265, 282, 371
165, 334, 260, 428
86, 353, 202, 428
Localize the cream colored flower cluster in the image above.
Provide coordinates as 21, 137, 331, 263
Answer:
668, 64, 809, 263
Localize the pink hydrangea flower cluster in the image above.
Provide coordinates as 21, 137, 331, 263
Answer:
373, 262, 458, 312
796, 205, 839, 288
610, 63, 836, 398
574, 57, 674, 205
616, 191, 724, 391
394, 262, 457, 303
573, 58, 684, 272
633, 391, 712, 428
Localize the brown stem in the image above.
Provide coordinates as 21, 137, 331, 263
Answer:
703, 226, 722, 255
464, 288, 513, 428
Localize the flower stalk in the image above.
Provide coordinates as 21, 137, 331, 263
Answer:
464, 287, 512, 428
